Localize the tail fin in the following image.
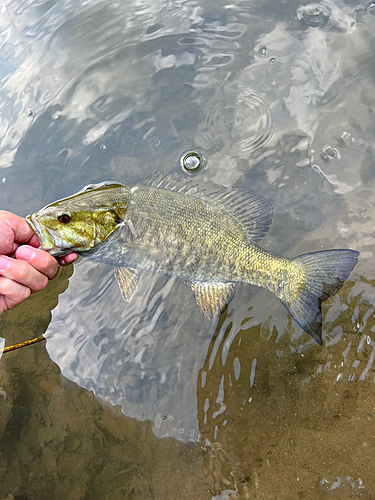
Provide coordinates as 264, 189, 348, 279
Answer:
281, 249, 359, 345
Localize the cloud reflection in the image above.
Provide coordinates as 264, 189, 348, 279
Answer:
1, 0, 375, 496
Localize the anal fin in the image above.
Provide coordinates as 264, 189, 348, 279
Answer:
115, 267, 139, 302
188, 281, 236, 319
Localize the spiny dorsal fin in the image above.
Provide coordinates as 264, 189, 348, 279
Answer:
115, 267, 139, 302
143, 171, 273, 243
143, 171, 199, 195
142, 171, 165, 187
188, 281, 236, 319
203, 187, 273, 243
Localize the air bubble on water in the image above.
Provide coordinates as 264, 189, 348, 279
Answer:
259, 46, 268, 56
100, 144, 107, 150
180, 151, 203, 172
297, 3, 330, 27
25, 108, 34, 117
302, 95, 312, 105
269, 57, 276, 63
52, 111, 62, 120
341, 131, 352, 143
321, 144, 340, 160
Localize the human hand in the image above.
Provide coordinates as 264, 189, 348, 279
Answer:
0, 210, 78, 314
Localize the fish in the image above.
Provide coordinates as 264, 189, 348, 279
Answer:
26, 172, 359, 345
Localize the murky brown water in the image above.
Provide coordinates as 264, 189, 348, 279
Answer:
1, 0, 375, 498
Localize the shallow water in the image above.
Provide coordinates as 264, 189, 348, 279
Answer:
1, 0, 375, 498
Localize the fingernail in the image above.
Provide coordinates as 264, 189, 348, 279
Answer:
17, 246, 36, 261
0, 256, 10, 270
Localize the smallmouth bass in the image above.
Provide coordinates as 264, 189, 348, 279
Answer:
26, 172, 358, 345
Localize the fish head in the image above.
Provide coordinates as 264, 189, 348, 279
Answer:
26, 182, 129, 257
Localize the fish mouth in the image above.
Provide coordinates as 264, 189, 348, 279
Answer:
26, 214, 39, 235
25, 214, 71, 257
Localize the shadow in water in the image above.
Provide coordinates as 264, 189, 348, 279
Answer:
0, 266, 209, 500
197, 279, 375, 498
1, 273, 375, 499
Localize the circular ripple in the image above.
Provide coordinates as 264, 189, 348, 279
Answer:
297, 3, 330, 27
321, 144, 340, 160
196, 85, 276, 158
297, 1, 356, 33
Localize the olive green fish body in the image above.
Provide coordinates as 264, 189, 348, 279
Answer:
94, 185, 299, 299
27, 173, 358, 345
92, 186, 264, 277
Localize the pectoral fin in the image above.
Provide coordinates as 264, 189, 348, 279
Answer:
115, 267, 139, 302
188, 281, 236, 319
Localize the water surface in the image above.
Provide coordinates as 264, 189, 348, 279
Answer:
1, 0, 375, 498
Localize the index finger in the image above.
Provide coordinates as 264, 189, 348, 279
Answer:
0, 211, 35, 255
15, 245, 59, 280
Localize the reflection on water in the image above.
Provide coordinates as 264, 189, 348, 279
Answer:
1, 0, 375, 498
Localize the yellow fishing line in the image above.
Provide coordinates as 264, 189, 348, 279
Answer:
1, 336, 46, 354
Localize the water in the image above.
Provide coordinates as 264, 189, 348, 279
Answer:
0, 0, 375, 498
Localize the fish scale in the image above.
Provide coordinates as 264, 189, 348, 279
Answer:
123, 185, 248, 278
26, 172, 359, 345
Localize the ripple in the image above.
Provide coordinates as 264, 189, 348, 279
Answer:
297, 1, 356, 33
357, 0, 375, 15
321, 144, 340, 160
196, 84, 276, 158
297, 3, 330, 27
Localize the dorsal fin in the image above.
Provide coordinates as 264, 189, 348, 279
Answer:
143, 171, 199, 195
204, 187, 273, 243
143, 171, 273, 243
143, 171, 169, 188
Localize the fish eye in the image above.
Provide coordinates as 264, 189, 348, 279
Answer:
57, 212, 71, 224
